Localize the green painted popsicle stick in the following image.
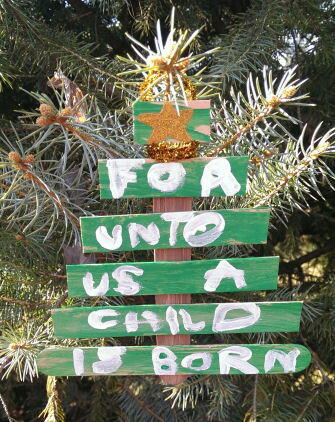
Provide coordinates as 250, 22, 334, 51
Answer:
37, 344, 311, 376
66, 256, 279, 298
80, 208, 270, 253
98, 156, 248, 199
52, 301, 303, 339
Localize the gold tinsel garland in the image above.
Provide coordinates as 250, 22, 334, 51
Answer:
147, 140, 199, 162
139, 72, 198, 162
139, 72, 197, 102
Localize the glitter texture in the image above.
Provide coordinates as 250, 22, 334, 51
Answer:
147, 140, 199, 162
139, 72, 197, 102
137, 102, 193, 144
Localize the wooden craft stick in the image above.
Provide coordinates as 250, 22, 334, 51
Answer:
153, 196, 192, 384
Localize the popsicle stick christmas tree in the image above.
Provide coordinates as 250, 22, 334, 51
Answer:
37, 98, 311, 381
37, 11, 311, 385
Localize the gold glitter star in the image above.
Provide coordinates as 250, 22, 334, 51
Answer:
137, 102, 193, 144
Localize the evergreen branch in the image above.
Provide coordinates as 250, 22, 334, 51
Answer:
165, 375, 210, 394
7, 153, 80, 229
0, 4, 334, 419
252, 132, 334, 207
208, 66, 307, 156
0, 323, 49, 381
88, 0, 123, 15
65, 0, 129, 55
295, 390, 319, 422
39, 376, 65, 422
117, 7, 219, 102
1, 278, 51, 286
209, 0, 288, 82
0, 125, 37, 134
1, 0, 128, 100
124, 386, 166, 422
48, 121, 120, 158
209, 102, 277, 156
43, 38, 122, 83
252, 374, 258, 421
0, 182, 27, 197
0, 392, 15, 422
0, 356, 10, 374
47, 274, 67, 279
0, 296, 51, 309
299, 335, 329, 382
0, 52, 13, 92
86, 378, 114, 422
50, 293, 68, 310
280, 238, 335, 274
0, 260, 53, 276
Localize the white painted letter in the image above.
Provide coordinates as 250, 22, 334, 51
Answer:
106, 159, 145, 199
204, 260, 246, 292
181, 352, 212, 371
152, 346, 178, 375
166, 306, 179, 335
73, 348, 84, 375
184, 212, 225, 247
264, 349, 300, 373
218, 346, 258, 374
87, 309, 120, 330
83, 272, 109, 296
92, 346, 126, 374
142, 310, 161, 332
125, 310, 161, 333
201, 158, 241, 197
112, 265, 143, 295
161, 212, 194, 246
212, 303, 261, 332
179, 309, 205, 332
147, 163, 186, 192
96, 225, 122, 250
124, 312, 138, 333
128, 222, 160, 248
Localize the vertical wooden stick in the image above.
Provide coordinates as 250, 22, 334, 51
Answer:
153, 196, 192, 385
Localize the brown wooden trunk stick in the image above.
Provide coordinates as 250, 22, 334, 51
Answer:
153, 196, 192, 385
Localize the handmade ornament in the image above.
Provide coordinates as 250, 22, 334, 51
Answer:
37, 9, 311, 386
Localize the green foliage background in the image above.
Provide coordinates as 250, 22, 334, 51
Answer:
0, 0, 335, 421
